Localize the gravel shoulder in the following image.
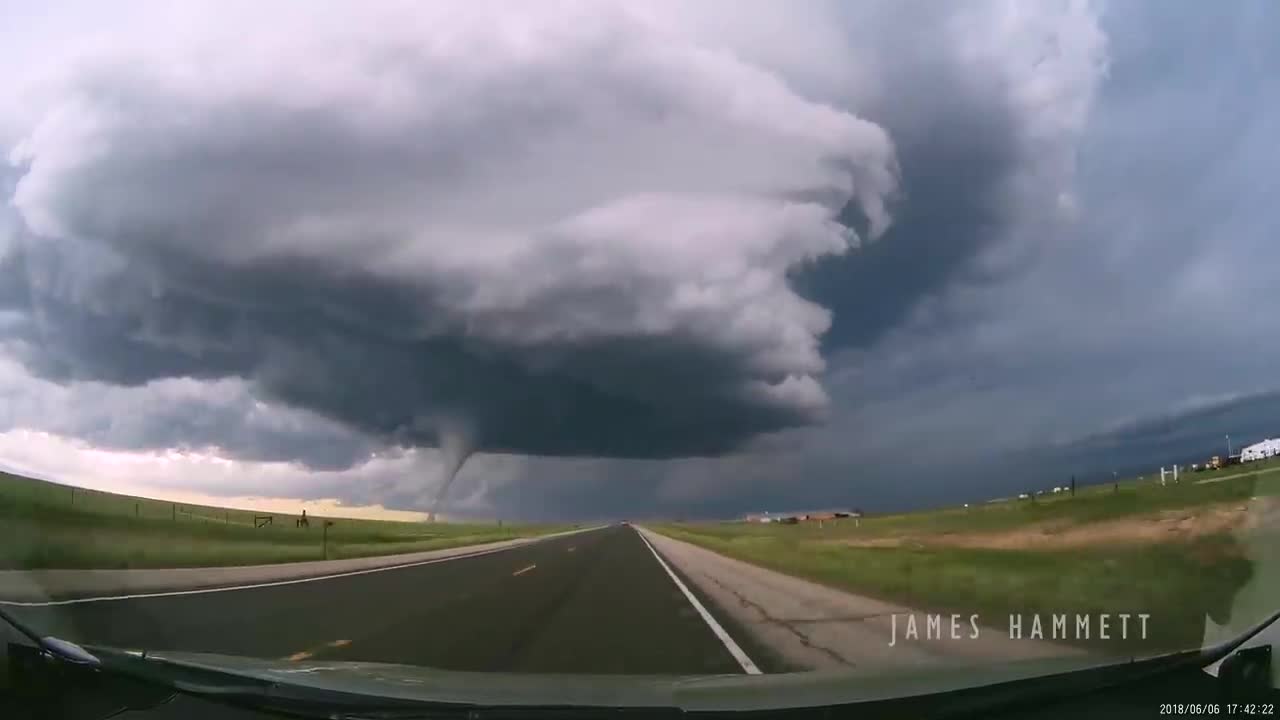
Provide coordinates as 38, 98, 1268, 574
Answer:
638, 526, 1092, 672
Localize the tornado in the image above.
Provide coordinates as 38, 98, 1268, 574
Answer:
427, 426, 475, 522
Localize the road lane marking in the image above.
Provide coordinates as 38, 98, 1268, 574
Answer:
286, 650, 313, 662
634, 528, 761, 675
513, 564, 537, 576
0, 526, 610, 608
567, 547, 576, 553
327, 639, 351, 648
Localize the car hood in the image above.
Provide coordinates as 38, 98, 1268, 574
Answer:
72, 610, 1275, 715
85, 646, 1170, 713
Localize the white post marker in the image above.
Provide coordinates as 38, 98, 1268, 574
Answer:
633, 527, 761, 675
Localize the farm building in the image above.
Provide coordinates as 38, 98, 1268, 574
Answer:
785, 509, 860, 522
743, 509, 861, 524
1240, 438, 1280, 462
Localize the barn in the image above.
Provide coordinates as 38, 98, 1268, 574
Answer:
1240, 438, 1280, 462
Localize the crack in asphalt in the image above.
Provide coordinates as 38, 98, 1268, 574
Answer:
702, 572, 854, 667
787, 612, 897, 624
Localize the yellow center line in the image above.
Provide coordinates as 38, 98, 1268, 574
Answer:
513, 564, 537, 576
327, 639, 351, 648
286, 650, 313, 662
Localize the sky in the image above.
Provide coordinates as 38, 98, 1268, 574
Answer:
1, 1, 1277, 521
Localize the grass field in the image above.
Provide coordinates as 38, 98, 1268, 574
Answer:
0, 472, 570, 570
657, 464, 1280, 655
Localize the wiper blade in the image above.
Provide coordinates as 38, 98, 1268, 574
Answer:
0, 604, 100, 667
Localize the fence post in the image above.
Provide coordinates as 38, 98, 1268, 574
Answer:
70, 487, 75, 507
135, 503, 139, 517
172, 504, 176, 521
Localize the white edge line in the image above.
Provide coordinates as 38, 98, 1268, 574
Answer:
0, 526, 606, 608
633, 526, 761, 675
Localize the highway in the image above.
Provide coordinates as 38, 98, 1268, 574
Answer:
4, 525, 764, 676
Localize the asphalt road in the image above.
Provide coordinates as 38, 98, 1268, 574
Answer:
5, 525, 750, 675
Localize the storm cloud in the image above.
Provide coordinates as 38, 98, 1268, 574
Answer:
11, 1, 1273, 520
3, 1, 901, 463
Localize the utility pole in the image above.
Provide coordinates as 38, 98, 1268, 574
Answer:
1070, 475, 1076, 497
1226, 434, 1232, 458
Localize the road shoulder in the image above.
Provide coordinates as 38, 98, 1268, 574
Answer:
637, 526, 1089, 673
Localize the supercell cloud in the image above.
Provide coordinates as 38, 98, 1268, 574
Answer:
0, 0, 1181, 517
3, 2, 896, 464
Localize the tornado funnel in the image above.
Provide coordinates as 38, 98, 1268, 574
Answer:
427, 427, 475, 522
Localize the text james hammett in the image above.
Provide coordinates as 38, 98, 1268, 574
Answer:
889, 613, 1151, 645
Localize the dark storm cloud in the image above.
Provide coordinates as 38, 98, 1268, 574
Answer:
0, 208, 839, 459
1051, 391, 1280, 473
794, 41, 1022, 351
1, 2, 899, 466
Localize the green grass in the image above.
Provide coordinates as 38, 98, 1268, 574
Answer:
0, 472, 571, 570
692, 464, 1272, 544
657, 470, 1278, 655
